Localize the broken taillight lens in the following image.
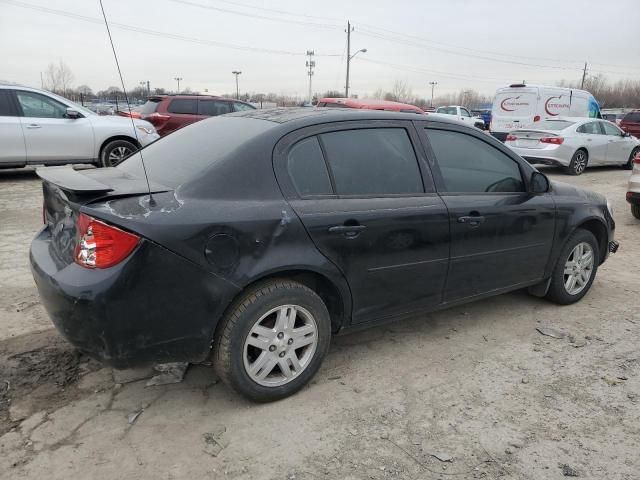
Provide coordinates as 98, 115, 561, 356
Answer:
74, 213, 140, 269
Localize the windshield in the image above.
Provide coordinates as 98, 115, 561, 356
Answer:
532, 120, 574, 131
118, 115, 273, 188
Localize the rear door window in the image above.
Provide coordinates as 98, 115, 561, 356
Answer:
198, 100, 232, 116
0, 90, 16, 116
577, 122, 602, 134
426, 129, 524, 193
319, 128, 423, 196
622, 112, 640, 123
167, 98, 198, 115
287, 136, 333, 196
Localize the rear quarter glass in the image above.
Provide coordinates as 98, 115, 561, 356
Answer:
140, 100, 161, 114
117, 116, 273, 188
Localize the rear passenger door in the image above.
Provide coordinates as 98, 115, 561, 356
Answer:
164, 98, 199, 134
418, 123, 556, 302
274, 121, 450, 324
575, 121, 607, 164
0, 89, 26, 167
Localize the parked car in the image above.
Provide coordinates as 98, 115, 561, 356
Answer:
140, 94, 256, 137
0, 85, 159, 168
627, 150, 640, 219
601, 112, 626, 126
31, 109, 617, 402
435, 105, 485, 129
620, 110, 640, 138
316, 97, 424, 113
491, 83, 601, 141
505, 118, 640, 175
472, 109, 492, 129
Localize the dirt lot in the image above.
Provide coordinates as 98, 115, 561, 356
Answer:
0, 166, 638, 480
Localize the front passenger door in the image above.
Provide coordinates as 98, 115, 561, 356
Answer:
420, 126, 556, 302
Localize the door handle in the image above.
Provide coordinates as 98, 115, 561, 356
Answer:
328, 225, 367, 236
587, 138, 592, 141
26, 124, 42, 129
458, 215, 485, 225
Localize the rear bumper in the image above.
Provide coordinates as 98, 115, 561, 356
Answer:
30, 227, 239, 369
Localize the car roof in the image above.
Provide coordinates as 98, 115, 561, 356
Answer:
227, 107, 467, 128
149, 94, 246, 101
318, 97, 423, 111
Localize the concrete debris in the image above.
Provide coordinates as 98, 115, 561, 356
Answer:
559, 463, 580, 476
146, 362, 189, 387
430, 452, 453, 462
203, 426, 228, 457
127, 408, 144, 425
536, 327, 566, 339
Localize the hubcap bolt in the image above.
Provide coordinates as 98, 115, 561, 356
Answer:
269, 345, 276, 352
279, 351, 285, 358
277, 332, 284, 339
287, 338, 293, 345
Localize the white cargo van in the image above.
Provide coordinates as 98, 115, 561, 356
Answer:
490, 83, 601, 141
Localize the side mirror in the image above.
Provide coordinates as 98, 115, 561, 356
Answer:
531, 171, 550, 194
65, 108, 81, 119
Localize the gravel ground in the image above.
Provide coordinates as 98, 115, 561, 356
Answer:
0, 165, 638, 480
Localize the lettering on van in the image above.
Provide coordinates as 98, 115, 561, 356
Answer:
500, 96, 530, 112
544, 96, 571, 116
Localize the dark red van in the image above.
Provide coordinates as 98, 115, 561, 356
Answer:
620, 110, 640, 138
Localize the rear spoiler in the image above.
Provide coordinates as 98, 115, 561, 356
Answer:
36, 166, 170, 196
37, 167, 113, 193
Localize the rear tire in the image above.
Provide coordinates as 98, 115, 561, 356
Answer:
631, 205, 640, 220
213, 279, 331, 402
566, 149, 588, 175
100, 139, 137, 167
624, 147, 640, 170
545, 229, 599, 305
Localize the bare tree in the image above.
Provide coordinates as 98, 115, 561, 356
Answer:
390, 80, 413, 103
43, 60, 74, 96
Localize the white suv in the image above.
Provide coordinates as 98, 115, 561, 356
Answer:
0, 85, 159, 169
435, 105, 485, 129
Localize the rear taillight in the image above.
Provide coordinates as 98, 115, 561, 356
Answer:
540, 137, 564, 145
533, 115, 541, 122
74, 213, 140, 269
144, 113, 170, 128
505, 134, 517, 142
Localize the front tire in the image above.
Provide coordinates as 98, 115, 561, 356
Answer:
631, 204, 640, 220
566, 149, 588, 175
100, 139, 137, 167
624, 147, 640, 170
213, 279, 331, 402
546, 229, 599, 305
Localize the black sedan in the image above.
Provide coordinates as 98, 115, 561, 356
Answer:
30, 108, 617, 401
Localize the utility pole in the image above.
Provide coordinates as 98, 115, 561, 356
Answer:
306, 50, 315, 105
232, 71, 242, 99
345, 21, 352, 98
580, 62, 588, 89
429, 81, 438, 107
174, 77, 182, 93
147, 80, 151, 96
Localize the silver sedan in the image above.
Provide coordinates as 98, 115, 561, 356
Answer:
505, 118, 640, 175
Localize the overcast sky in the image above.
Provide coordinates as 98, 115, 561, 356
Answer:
1, 0, 639, 99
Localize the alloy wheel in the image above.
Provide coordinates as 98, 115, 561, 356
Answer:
243, 304, 318, 387
563, 241, 594, 295
573, 151, 587, 174
108, 146, 133, 166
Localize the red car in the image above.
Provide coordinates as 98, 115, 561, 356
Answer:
316, 97, 424, 114
140, 95, 256, 137
620, 110, 640, 138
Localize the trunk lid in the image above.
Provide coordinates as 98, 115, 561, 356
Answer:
38, 166, 170, 265
507, 129, 560, 149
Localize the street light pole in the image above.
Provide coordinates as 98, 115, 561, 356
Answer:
174, 77, 182, 93
429, 81, 438, 108
344, 21, 367, 99
232, 71, 242, 99
306, 50, 315, 105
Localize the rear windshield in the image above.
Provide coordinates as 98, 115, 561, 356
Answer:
623, 112, 640, 123
139, 99, 161, 114
118, 116, 272, 188
533, 120, 574, 131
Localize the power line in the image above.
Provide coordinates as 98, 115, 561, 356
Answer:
1, 0, 342, 57
209, 0, 343, 23
166, 0, 342, 30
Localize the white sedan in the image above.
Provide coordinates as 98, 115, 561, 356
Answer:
0, 85, 159, 169
505, 118, 640, 175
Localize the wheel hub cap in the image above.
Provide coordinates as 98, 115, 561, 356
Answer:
563, 242, 594, 295
243, 305, 318, 387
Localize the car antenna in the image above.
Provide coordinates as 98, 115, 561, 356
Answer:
98, 0, 155, 207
